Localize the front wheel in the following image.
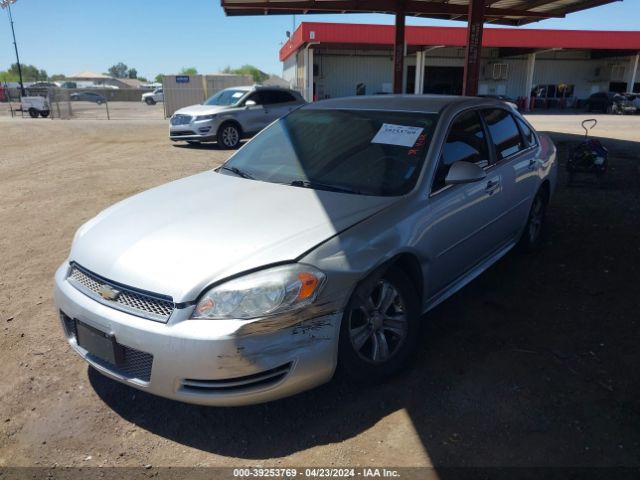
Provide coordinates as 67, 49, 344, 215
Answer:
518, 188, 548, 252
40, 110, 50, 118
28, 108, 39, 118
145, 97, 155, 105
338, 267, 420, 384
218, 123, 241, 149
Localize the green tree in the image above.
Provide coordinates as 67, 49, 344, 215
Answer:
137, 76, 148, 82
0, 70, 18, 83
180, 67, 198, 75
154, 74, 164, 83
50, 73, 66, 81
128, 68, 138, 79
6, 63, 48, 81
222, 64, 268, 83
108, 62, 129, 78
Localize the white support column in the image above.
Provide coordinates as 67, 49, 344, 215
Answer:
627, 53, 639, 92
524, 52, 536, 111
303, 47, 314, 102
414, 49, 424, 94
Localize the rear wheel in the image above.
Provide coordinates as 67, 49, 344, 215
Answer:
518, 187, 548, 252
218, 122, 241, 149
338, 267, 420, 384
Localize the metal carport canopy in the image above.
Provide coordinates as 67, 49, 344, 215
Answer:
221, 0, 623, 95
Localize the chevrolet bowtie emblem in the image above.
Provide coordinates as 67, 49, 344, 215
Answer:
98, 284, 121, 301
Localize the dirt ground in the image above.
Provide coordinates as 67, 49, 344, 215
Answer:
0, 112, 639, 474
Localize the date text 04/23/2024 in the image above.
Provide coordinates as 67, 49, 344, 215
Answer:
233, 468, 401, 478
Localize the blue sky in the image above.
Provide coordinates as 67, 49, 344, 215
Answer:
0, 0, 637, 79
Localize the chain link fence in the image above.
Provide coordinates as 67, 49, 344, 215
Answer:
1, 85, 165, 120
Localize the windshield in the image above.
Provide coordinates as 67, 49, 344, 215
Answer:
204, 89, 247, 106
219, 109, 437, 196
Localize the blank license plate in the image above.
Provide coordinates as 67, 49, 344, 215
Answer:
75, 320, 124, 366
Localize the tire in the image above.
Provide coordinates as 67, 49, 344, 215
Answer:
145, 97, 155, 105
606, 104, 613, 114
338, 267, 420, 384
218, 122, 241, 149
28, 108, 39, 118
96, 100, 104, 105
518, 187, 548, 252
40, 110, 50, 118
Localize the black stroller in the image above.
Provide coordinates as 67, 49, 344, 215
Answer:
566, 119, 608, 184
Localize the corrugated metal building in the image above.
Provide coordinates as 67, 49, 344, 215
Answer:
281, 22, 640, 108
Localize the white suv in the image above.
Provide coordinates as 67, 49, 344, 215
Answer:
142, 88, 163, 105
169, 86, 306, 148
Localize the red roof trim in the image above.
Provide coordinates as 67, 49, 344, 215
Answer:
280, 22, 640, 61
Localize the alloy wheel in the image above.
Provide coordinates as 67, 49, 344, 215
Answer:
528, 194, 544, 244
348, 280, 408, 364
221, 125, 239, 148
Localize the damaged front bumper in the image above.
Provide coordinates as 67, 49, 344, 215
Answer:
54, 263, 341, 406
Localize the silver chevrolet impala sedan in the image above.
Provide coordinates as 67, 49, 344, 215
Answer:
54, 95, 557, 406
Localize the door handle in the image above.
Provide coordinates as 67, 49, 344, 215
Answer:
485, 180, 500, 195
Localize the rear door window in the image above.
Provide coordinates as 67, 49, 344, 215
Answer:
482, 109, 525, 160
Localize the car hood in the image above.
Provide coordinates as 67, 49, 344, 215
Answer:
70, 171, 397, 302
174, 104, 233, 116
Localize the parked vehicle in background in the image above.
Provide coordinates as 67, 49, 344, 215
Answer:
169, 85, 306, 148
587, 92, 635, 114
55, 95, 557, 406
142, 88, 163, 105
622, 93, 640, 113
20, 96, 50, 118
70, 92, 106, 105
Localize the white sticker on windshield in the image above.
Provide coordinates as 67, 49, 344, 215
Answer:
232, 92, 244, 98
371, 124, 424, 148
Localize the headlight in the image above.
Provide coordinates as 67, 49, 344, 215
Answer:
192, 264, 325, 320
195, 114, 217, 121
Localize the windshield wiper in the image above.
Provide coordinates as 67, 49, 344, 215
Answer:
289, 180, 362, 195
219, 165, 255, 180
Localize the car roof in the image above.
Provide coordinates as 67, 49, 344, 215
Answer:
303, 94, 502, 113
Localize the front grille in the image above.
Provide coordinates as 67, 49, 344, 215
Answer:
96, 345, 153, 382
60, 310, 153, 382
67, 264, 174, 323
171, 114, 192, 125
181, 363, 292, 394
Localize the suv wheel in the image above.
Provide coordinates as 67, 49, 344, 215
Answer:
218, 123, 241, 149
145, 97, 155, 105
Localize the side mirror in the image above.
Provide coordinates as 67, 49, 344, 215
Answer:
245, 100, 257, 108
445, 161, 487, 185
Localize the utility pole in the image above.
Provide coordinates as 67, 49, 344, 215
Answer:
1, 0, 26, 96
